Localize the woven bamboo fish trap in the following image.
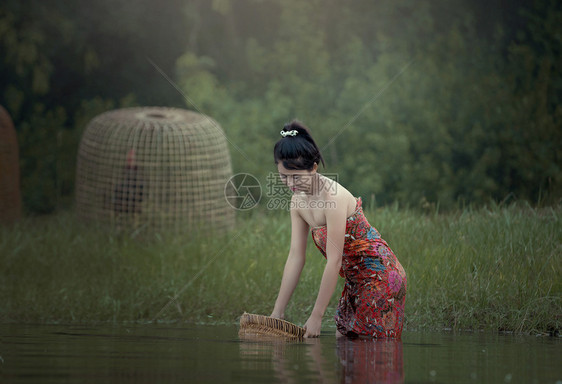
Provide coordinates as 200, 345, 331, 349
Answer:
75, 107, 234, 235
0, 105, 21, 224
239, 312, 305, 340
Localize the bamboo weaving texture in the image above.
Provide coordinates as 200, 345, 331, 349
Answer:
239, 312, 305, 340
75, 107, 234, 235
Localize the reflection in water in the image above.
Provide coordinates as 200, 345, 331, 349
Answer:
4, 325, 558, 383
239, 337, 327, 383
336, 337, 404, 384
239, 333, 404, 383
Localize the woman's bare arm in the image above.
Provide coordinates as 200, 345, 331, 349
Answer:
304, 195, 346, 337
271, 199, 310, 319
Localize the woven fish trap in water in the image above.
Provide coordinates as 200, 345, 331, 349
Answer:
239, 312, 305, 340
0, 105, 21, 224
75, 107, 234, 235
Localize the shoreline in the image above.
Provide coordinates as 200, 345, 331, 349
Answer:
1, 203, 560, 335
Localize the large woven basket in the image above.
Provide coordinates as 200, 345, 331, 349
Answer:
75, 107, 234, 235
0, 105, 21, 224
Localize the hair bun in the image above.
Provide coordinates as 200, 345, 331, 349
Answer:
274, 120, 325, 170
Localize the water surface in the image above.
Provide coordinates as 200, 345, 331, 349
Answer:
1, 324, 560, 383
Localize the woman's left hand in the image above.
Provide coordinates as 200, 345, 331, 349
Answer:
303, 315, 322, 338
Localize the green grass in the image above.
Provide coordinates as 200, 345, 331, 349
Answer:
1, 203, 560, 335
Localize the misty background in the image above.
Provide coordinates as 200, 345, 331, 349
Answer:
1, 0, 560, 214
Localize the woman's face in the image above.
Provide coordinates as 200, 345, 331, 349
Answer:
277, 162, 318, 194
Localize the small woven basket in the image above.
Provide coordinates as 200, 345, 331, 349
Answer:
239, 312, 305, 340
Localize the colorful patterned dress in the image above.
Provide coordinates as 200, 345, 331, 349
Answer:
311, 198, 407, 338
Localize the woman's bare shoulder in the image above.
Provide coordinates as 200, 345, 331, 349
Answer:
320, 177, 356, 216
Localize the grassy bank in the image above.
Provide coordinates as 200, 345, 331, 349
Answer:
1, 203, 560, 335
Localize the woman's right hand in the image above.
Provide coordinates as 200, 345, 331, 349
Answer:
270, 311, 284, 320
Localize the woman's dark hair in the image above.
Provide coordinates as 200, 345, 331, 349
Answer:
274, 120, 325, 170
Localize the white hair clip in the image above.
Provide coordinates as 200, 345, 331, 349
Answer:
280, 130, 298, 137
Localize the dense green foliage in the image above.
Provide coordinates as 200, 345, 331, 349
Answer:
1, 204, 560, 334
1, 0, 561, 213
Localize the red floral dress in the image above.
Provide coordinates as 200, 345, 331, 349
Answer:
311, 198, 407, 338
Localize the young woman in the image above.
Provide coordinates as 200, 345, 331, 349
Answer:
270, 120, 407, 338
